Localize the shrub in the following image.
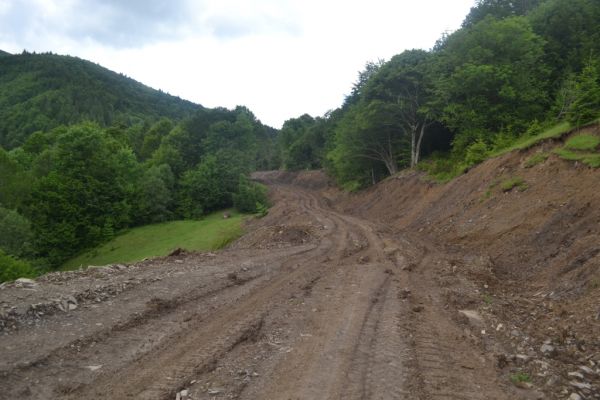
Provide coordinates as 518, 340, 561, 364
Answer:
233, 175, 269, 214
0, 249, 37, 283
500, 177, 528, 192
464, 140, 489, 167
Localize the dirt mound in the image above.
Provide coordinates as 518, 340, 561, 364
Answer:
233, 224, 316, 249
251, 170, 331, 189
331, 124, 600, 399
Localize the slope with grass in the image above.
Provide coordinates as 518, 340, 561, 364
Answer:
62, 210, 246, 269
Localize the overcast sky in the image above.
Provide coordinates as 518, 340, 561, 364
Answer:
0, 0, 475, 128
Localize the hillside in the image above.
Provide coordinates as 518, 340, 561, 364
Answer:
0, 50, 10, 57
0, 52, 200, 148
2, 128, 599, 398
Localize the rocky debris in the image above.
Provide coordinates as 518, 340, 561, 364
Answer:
175, 389, 189, 400
569, 393, 582, 400
540, 343, 556, 357
458, 309, 484, 326
398, 288, 411, 299
412, 305, 424, 313
14, 278, 38, 289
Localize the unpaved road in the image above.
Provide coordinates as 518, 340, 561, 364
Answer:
1, 177, 520, 399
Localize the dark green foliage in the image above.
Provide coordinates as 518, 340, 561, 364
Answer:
279, 114, 329, 170
464, 140, 489, 167
462, 0, 543, 28
436, 16, 549, 152
25, 123, 135, 264
0, 250, 37, 283
566, 60, 600, 125
178, 156, 231, 218
0, 50, 11, 57
0, 52, 199, 148
530, 0, 600, 83
0, 207, 34, 258
233, 175, 269, 214
0, 147, 32, 208
132, 164, 175, 224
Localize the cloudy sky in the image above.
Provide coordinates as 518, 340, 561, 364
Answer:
0, 0, 475, 128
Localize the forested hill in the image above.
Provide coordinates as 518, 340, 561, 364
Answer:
0, 50, 10, 57
274, 0, 600, 189
0, 52, 200, 148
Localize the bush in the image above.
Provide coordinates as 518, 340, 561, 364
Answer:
564, 134, 600, 151
233, 175, 269, 214
464, 140, 489, 167
0, 249, 37, 283
500, 177, 528, 192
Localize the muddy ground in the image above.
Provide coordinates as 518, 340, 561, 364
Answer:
1, 128, 599, 400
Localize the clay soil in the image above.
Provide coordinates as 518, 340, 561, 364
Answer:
1, 127, 599, 400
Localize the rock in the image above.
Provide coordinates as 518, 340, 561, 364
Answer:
86, 365, 103, 371
412, 305, 424, 313
65, 295, 78, 305
568, 371, 584, 380
458, 310, 484, 327
569, 393, 583, 400
208, 388, 223, 395
579, 365, 596, 376
511, 329, 521, 338
540, 343, 556, 357
68, 303, 77, 311
180, 389, 189, 399
569, 381, 591, 390
398, 288, 411, 299
515, 354, 531, 364
15, 278, 37, 288
513, 381, 533, 389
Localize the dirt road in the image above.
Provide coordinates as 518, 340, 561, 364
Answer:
1, 176, 521, 399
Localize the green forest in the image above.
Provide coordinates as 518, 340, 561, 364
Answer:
1, 0, 600, 281
278, 0, 600, 188
0, 55, 276, 280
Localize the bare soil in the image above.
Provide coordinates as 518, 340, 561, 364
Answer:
1, 126, 599, 400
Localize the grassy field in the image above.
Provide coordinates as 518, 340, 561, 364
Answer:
62, 210, 246, 270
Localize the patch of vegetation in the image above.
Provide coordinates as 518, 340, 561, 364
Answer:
524, 152, 550, 168
491, 122, 572, 157
483, 293, 494, 305
510, 372, 531, 384
500, 177, 528, 192
554, 133, 600, 168
418, 153, 467, 183
563, 134, 600, 151
61, 210, 246, 270
0, 250, 38, 283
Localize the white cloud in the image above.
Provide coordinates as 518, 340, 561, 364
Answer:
0, 0, 475, 127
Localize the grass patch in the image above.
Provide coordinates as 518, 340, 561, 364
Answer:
483, 294, 494, 305
492, 121, 571, 156
524, 152, 549, 168
564, 134, 600, 151
62, 210, 246, 270
510, 372, 531, 384
500, 177, 528, 192
554, 133, 600, 168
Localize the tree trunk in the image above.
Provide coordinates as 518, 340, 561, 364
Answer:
414, 123, 426, 166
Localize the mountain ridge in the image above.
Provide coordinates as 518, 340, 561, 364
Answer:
0, 52, 201, 148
